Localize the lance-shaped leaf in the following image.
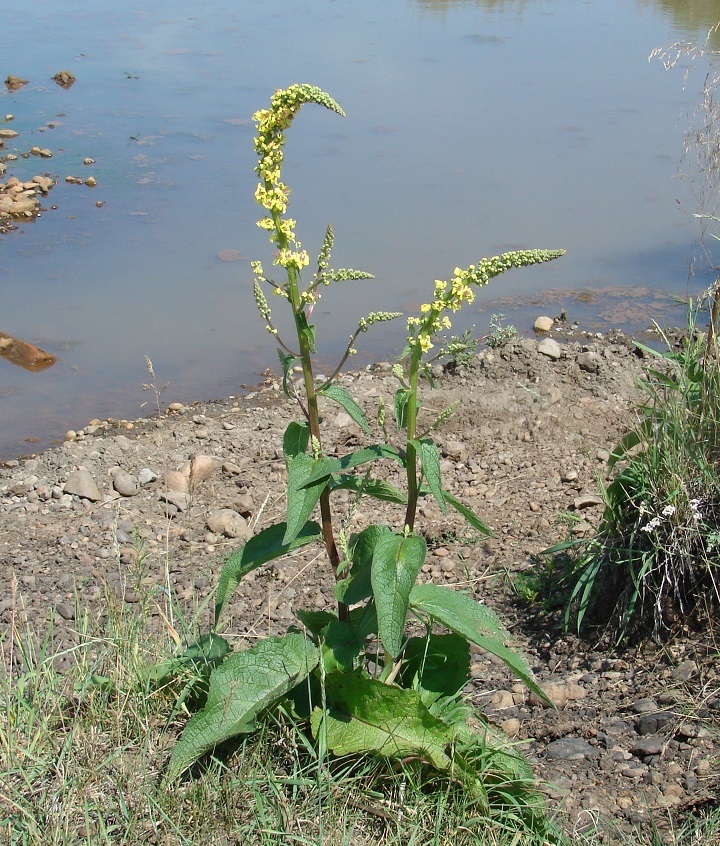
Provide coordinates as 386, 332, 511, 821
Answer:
215, 521, 321, 625
371, 531, 427, 658
397, 633, 470, 698
284, 453, 336, 543
330, 475, 407, 505
277, 349, 299, 396
310, 673, 455, 770
416, 439, 446, 513
444, 491, 492, 536
283, 421, 310, 465
302, 444, 405, 486
409, 584, 550, 705
318, 383, 371, 433
394, 388, 412, 431
167, 633, 319, 780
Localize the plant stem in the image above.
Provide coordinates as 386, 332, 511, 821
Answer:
403, 346, 422, 532
273, 205, 349, 624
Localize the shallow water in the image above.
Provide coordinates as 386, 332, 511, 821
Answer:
0, 0, 718, 458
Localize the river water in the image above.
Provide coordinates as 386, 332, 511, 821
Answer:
1, 0, 718, 458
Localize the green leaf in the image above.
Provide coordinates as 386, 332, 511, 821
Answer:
409, 584, 550, 705
335, 525, 393, 605
283, 421, 310, 465
394, 388, 412, 431
417, 439, 446, 514
322, 619, 366, 672
167, 633, 319, 780
215, 521, 321, 625
397, 634, 470, 698
371, 531, 427, 658
310, 673, 455, 770
608, 418, 653, 470
284, 453, 335, 544
277, 349, 298, 397
295, 608, 337, 636
330, 475, 407, 505
444, 491, 492, 536
143, 633, 231, 688
319, 384, 371, 433
302, 444, 405, 486
296, 311, 317, 353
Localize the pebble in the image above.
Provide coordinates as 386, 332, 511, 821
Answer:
165, 470, 189, 493
534, 315, 554, 332
138, 468, 157, 485
671, 659, 697, 682
113, 470, 140, 497
63, 469, 101, 501
206, 509, 251, 539
545, 738, 599, 761
537, 337, 562, 360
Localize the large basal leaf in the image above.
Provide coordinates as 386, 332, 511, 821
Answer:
397, 633, 470, 698
443, 491, 492, 537
335, 525, 392, 606
215, 521, 321, 625
167, 633, 319, 780
371, 531, 427, 658
284, 453, 335, 544
310, 672, 454, 770
144, 633, 231, 688
409, 584, 549, 705
318, 383, 371, 433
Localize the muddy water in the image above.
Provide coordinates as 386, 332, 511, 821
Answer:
0, 0, 717, 458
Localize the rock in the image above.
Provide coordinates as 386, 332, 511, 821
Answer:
574, 493, 604, 510
531, 681, 568, 708
576, 351, 603, 373
113, 471, 140, 497
545, 738, 599, 761
189, 454, 221, 483
537, 337, 562, 360
534, 316, 554, 332
160, 490, 190, 512
32, 175, 54, 192
165, 470, 189, 493
489, 689, 516, 709
56, 602, 75, 621
0, 128, 19, 138
138, 468, 157, 485
500, 718, 521, 737
671, 659, 697, 682
52, 70, 76, 87
4, 76, 28, 90
84, 176, 97, 187
629, 737, 664, 757
63, 469, 101, 501
206, 509, 251, 539
633, 698, 660, 714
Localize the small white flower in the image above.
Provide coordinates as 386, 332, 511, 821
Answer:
662, 505, 676, 517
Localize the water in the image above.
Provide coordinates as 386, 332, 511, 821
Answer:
0, 0, 718, 458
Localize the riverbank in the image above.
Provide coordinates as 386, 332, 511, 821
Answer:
1, 327, 717, 842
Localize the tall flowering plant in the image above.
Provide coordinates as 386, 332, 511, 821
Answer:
165, 85, 564, 818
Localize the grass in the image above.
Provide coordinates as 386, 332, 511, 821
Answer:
0, 581, 561, 846
552, 301, 720, 642
2, 576, 719, 846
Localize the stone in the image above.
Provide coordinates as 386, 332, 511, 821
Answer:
165, 470, 189, 493
534, 315, 554, 332
189, 454, 221, 482
56, 602, 75, 621
138, 468, 157, 485
671, 659, 698, 682
576, 351, 602, 373
500, 718, 521, 737
0, 128, 19, 138
4, 76, 28, 90
63, 469, 101, 501
545, 738, 599, 761
113, 471, 140, 497
84, 176, 97, 187
52, 69, 76, 87
206, 508, 251, 539
574, 493, 604, 510
629, 736, 664, 757
537, 337, 562, 360
531, 681, 568, 708
160, 490, 190, 512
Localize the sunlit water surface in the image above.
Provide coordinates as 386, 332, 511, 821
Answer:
1, 0, 718, 457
